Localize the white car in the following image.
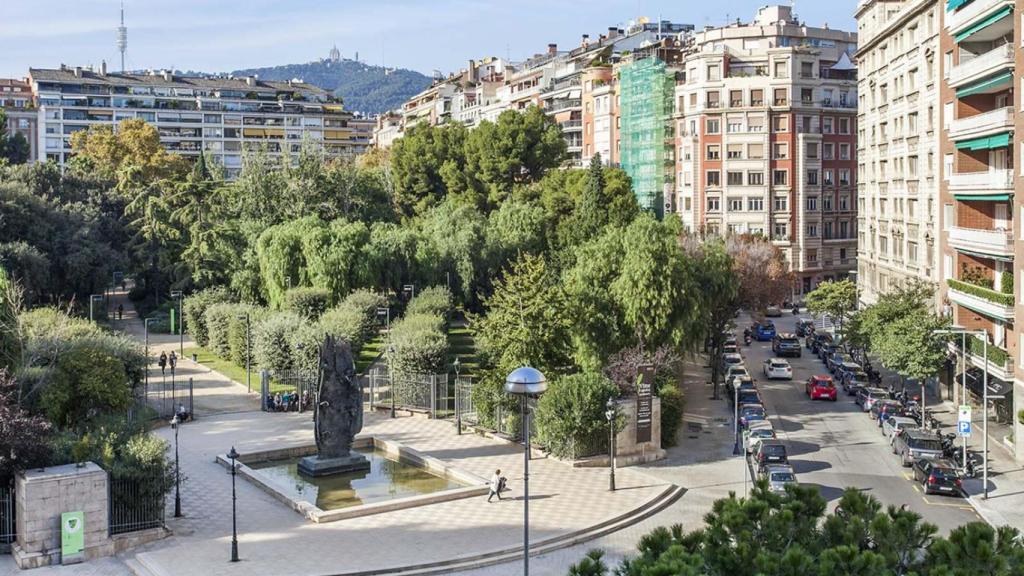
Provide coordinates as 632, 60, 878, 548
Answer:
721, 352, 744, 374
883, 416, 919, 442
745, 421, 776, 454
725, 365, 750, 389
763, 358, 793, 380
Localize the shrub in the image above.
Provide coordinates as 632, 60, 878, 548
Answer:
406, 286, 451, 319
284, 286, 332, 320
254, 312, 303, 374
534, 372, 620, 459
0, 267, 22, 373
227, 305, 264, 368
289, 323, 326, 374
1002, 271, 1014, 295
182, 287, 232, 347
203, 303, 237, 359
42, 340, 135, 427
319, 306, 369, 352
657, 377, 685, 448
389, 313, 448, 376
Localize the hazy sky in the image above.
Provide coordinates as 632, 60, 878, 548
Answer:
1, 0, 858, 78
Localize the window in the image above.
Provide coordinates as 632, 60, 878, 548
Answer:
748, 197, 764, 211
839, 143, 850, 160
824, 221, 834, 239
748, 115, 765, 132
839, 169, 851, 186
943, 51, 952, 78
822, 117, 834, 134
808, 249, 818, 263
706, 118, 720, 134
800, 61, 814, 78
729, 197, 744, 211
773, 222, 789, 240
806, 224, 818, 237
773, 143, 789, 159
774, 60, 789, 79
707, 65, 721, 81
707, 197, 721, 211
806, 169, 819, 185
706, 171, 721, 187
908, 112, 918, 133
774, 196, 788, 211
801, 88, 813, 103
727, 144, 743, 159
773, 170, 788, 186
771, 115, 788, 132
943, 153, 953, 180
806, 196, 818, 211
773, 88, 787, 105
706, 91, 721, 108
823, 143, 834, 159
823, 169, 834, 186
730, 90, 743, 107
727, 171, 744, 185
823, 195, 833, 211
807, 143, 819, 159
840, 221, 850, 239
838, 117, 850, 134
683, 197, 692, 211
908, 155, 918, 177
748, 171, 764, 185
728, 120, 743, 133
840, 195, 850, 211
750, 89, 764, 106
707, 144, 721, 160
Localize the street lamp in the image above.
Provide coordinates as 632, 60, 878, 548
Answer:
144, 317, 157, 398
402, 284, 416, 300
89, 294, 104, 323
170, 415, 182, 518
227, 446, 240, 562
171, 290, 184, 355
453, 357, 462, 435
733, 381, 742, 455
504, 366, 548, 576
605, 397, 616, 491
238, 313, 252, 393
388, 344, 396, 418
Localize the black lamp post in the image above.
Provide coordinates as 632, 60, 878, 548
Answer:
505, 366, 548, 576
453, 357, 462, 435
171, 290, 184, 355
388, 344, 397, 418
170, 415, 182, 517
227, 446, 239, 563
605, 397, 616, 492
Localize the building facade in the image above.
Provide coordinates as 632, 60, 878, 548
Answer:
855, 0, 942, 307
675, 5, 859, 296
938, 0, 1022, 461
29, 65, 369, 178
0, 78, 40, 161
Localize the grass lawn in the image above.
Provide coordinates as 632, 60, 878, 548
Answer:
357, 334, 385, 374
183, 346, 292, 394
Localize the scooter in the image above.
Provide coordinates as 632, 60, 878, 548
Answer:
744, 333, 752, 346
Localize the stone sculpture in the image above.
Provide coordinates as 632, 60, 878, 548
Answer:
298, 335, 369, 476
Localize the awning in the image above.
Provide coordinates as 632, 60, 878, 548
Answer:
955, 131, 1011, 151
956, 72, 1013, 98
830, 52, 857, 71
954, 247, 1014, 263
568, 89, 582, 99
947, 0, 972, 10
960, 367, 1013, 399
955, 6, 1013, 42
954, 194, 1013, 201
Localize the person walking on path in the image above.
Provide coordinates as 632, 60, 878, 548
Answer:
487, 469, 503, 502
159, 351, 168, 375
117, 304, 123, 320
169, 351, 177, 373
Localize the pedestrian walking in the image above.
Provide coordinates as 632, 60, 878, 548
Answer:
117, 304, 123, 320
169, 351, 177, 373
158, 351, 168, 375
487, 469, 503, 502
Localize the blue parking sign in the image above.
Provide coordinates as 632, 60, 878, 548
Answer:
958, 420, 972, 437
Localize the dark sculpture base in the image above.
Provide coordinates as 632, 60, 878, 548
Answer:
297, 454, 371, 477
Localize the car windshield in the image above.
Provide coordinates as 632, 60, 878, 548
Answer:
814, 379, 833, 387
850, 372, 868, 381
742, 406, 765, 417
770, 472, 795, 482
762, 445, 785, 456
909, 437, 942, 451
779, 337, 798, 344
771, 361, 788, 368
930, 467, 958, 480
751, 429, 774, 438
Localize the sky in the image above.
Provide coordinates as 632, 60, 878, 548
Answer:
0, 0, 858, 79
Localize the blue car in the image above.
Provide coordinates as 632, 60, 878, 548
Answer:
755, 322, 776, 341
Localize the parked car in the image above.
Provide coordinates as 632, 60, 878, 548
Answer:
893, 429, 944, 467
772, 333, 802, 357
721, 352, 744, 374
765, 306, 783, 317
840, 368, 869, 392
722, 342, 739, 355
755, 321, 777, 341
856, 387, 891, 411
806, 375, 837, 401
739, 403, 767, 429
724, 365, 750, 390
727, 376, 757, 398
826, 351, 855, 374
736, 388, 762, 407
817, 343, 838, 363
883, 416, 919, 441
760, 464, 798, 493
912, 458, 963, 496
763, 358, 793, 380
833, 361, 862, 383
809, 332, 833, 354
745, 421, 776, 454
753, 441, 789, 472
871, 399, 903, 424
795, 318, 815, 337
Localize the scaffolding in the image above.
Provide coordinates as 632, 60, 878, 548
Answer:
618, 57, 675, 216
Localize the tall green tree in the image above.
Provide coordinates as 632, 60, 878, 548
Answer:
685, 238, 739, 398
574, 154, 608, 239
563, 230, 627, 369
0, 268, 20, 373
806, 279, 858, 336
390, 122, 468, 216
0, 109, 30, 165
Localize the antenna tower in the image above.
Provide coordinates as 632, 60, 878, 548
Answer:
117, 1, 128, 72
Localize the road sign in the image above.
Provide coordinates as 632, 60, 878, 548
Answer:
958, 420, 972, 437
958, 404, 972, 423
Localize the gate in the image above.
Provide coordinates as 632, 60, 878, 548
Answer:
0, 479, 14, 552
364, 367, 450, 419
261, 369, 315, 413
108, 476, 166, 536
136, 376, 194, 422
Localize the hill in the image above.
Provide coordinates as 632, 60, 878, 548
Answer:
231, 59, 432, 116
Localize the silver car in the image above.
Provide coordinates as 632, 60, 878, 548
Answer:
883, 416, 919, 441
761, 464, 797, 493
745, 421, 776, 454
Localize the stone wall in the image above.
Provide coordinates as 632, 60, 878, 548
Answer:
613, 396, 664, 465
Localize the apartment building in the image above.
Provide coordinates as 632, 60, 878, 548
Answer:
29, 65, 369, 178
675, 5, 858, 296
855, 0, 943, 307
0, 78, 40, 161
938, 0, 1022, 461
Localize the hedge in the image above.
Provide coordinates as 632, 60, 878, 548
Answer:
405, 286, 451, 319
284, 286, 332, 320
182, 287, 232, 347
318, 289, 385, 352
388, 312, 448, 376
204, 303, 263, 361
965, 334, 1009, 367
289, 323, 327, 374
658, 377, 685, 448
534, 372, 619, 459
254, 312, 303, 374
947, 279, 1015, 307
227, 305, 265, 368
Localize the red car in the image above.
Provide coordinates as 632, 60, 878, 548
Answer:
806, 375, 837, 401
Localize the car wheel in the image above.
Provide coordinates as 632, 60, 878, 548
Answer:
902, 452, 910, 467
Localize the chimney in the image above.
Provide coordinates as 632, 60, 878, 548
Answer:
73, 66, 82, 78
162, 70, 172, 81
100, 60, 107, 76
581, 34, 590, 48
607, 26, 618, 39
245, 76, 256, 86
599, 34, 606, 43
547, 43, 557, 56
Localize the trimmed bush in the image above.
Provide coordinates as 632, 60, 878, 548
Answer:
182, 287, 232, 347
319, 290, 385, 353
227, 305, 265, 368
289, 323, 327, 374
254, 312, 303, 374
534, 372, 620, 459
1002, 271, 1014, 295
203, 303, 237, 359
405, 285, 451, 319
389, 312, 448, 376
657, 377, 685, 448
284, 286, 332, 320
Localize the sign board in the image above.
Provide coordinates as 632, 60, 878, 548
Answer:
61, 511, 85, 561
958, 404, 972, 423
958, 420, 972, 438
635, 365, 654, 444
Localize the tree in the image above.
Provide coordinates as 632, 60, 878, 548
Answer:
418, 197, 488, 304
562, 229, 628, 369
69, 119, 186, 193
574, 154, 608, 239
0, 370, 53, 478
806, 279, 858, 337
0, 110, 30, 165
534, 372, 620, 459
390, 122, 468, 216
728, 235, 794, 316
683, 238, 739, 398
873, 307, 950, 386
0, 268, 21, 373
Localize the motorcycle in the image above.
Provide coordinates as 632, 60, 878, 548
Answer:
744, 333, 752, 346
792, 306, 800, 315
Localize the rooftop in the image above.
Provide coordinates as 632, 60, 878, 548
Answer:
29, 66, 330, 98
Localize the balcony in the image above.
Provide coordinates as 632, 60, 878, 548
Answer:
949, 107, 1014, 141
948, 44, 1014, 89
946, 0, 1014, 39
948, 225, 1014, 258
947, 279, 1014, 321
948, 169, 1013, 197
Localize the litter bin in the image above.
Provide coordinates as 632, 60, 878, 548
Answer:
191, 353, 198, 362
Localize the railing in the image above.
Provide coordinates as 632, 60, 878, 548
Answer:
947, 279, 1015, 320
949, 169, 1014, 192
0, 479, 13, 552
948, 225, 1013, 255
949, 44, 1014, 87
949, 107, 1014, 139
548, 99, 581, 112
108, 475, 166, 536
947, 0, 1013, 34
559, 120, 583, 129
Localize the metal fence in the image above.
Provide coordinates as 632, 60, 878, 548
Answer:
108, 476, 166, 536
0, 479, 14, 552
364, 367, 454, 419
142, 372, 194, 420
261, 369, 314, 413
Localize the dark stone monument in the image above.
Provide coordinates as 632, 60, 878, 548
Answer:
298, 335, 370, 476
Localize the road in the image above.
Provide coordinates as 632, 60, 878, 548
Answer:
737, 312, 981, 531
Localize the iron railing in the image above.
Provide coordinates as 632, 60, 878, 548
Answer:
0, 479, 14, 552
108, 476, 166, 536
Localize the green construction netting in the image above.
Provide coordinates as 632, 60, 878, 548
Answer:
618, 57, 674, 216
947, 0, 972, 11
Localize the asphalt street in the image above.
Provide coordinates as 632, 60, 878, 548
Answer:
736, 312, 981, 531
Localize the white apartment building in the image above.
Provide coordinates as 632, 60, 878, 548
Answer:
855, 0, 942, 306
29, 65, 369, 178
